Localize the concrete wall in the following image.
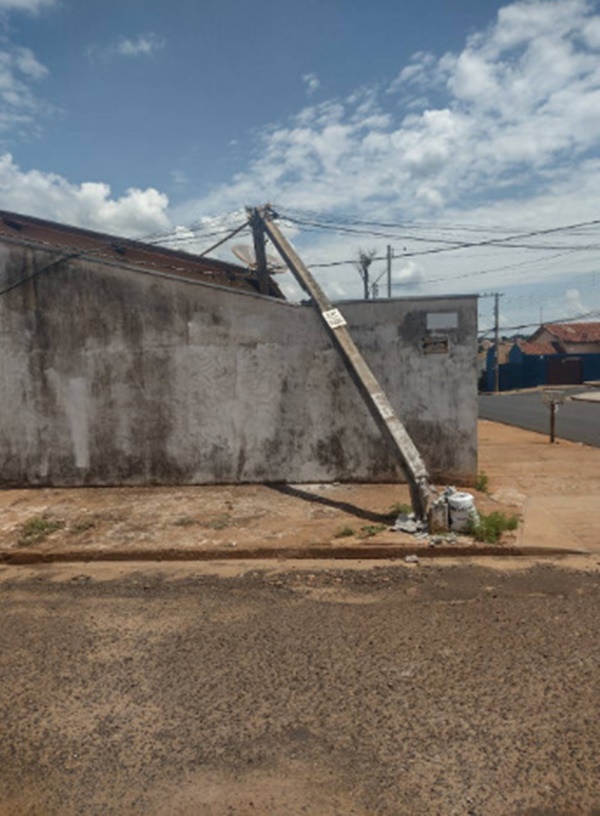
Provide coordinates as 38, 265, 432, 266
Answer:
0, 241, 478, 486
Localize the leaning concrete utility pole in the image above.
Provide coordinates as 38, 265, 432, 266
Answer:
248, 207, 270, 295
251, 205, 434, 520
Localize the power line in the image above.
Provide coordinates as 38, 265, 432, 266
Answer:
146, 225, 251, 246
198, 220, 250, 257
478, 308, 600, 337
278, 205, 600, 237
0, 252, 81, 297
276, 212, 600, 267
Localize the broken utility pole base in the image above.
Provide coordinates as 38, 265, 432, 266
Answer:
250, 205, 436, 523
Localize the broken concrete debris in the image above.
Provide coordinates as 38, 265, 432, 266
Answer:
429, 533, 459, 547
393, 513, 426, 534
393, 486, 478, 540
429, 496, 450, 533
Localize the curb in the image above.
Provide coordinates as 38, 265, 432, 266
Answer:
0, 544, 587, 565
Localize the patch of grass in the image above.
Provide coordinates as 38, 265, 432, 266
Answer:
18, 516, 63, 547
467, 510, 519, 543
360, 523, 387, 538
333, 526, 355, 538
475, 471, 489, 493
386, 502, 412, 522
173, 516, 196, 527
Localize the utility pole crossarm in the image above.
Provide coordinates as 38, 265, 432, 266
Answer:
255, 206, 433, 520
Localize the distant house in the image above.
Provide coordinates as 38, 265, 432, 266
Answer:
485, 323, 600, 390
481, 340, 514, 391
529, 322, 600, 355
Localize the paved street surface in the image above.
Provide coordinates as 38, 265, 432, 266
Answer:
479, 388, 600, 447
1, 559, 598, 816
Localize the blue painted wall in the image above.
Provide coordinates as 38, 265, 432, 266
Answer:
484, 345, 600, 391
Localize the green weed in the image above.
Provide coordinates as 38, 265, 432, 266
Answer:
475, 471, 489, 493
360, 524, 387, 538
18, 516, 63, 546
333, 526, 355, 538
386, 502, 412, 521
467, 510, 519, 543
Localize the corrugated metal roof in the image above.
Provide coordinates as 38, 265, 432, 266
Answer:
0, 209, 285, 299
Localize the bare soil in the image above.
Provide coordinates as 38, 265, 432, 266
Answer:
0, 558, 598, 815
5, 419, 599, 560
1, 421, 598, 813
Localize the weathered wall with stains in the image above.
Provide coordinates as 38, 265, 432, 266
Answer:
0, 241, 477, 486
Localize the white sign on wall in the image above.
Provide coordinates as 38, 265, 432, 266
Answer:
322, 308, 347, 329
426, 312, 458, 331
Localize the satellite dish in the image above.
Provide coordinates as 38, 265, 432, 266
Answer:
232, 244, 286, 274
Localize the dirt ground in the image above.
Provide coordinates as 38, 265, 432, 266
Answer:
0, 421, 599, 814
1, 420, 599, 560
0, 558, 598, 815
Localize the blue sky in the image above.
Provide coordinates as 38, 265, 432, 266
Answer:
1, 0, 600, 332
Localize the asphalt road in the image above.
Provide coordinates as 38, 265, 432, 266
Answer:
0, 560, 598, 816
480, 388, 600, 446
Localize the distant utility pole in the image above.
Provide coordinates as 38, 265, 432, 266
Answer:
387, 245, 393, 299
354, 249, 376, 301
493, 292, 504, 393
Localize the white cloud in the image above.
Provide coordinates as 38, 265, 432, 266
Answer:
564, 288, 585, 315
178, 0, 600, 225
0, 45, 49, 136
12, 46, 47, 78
0, 154, 171, 237
116, 33, 165, 58
302, 72, 320, 97
389, 51, 437, 92
393, 260, 424, 288
0, 0, 598, 324
87, 33, 165, 64
170, 169, 188, 186
0, 0, 55, 12
164, 0, 600, 315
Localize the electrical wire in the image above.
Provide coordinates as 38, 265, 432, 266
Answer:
277, 205, 600, 237
145, 225, 251, 247
275, 210, 600, 266
0, 252, 81, 297
198, 220, 250, 257
479, 308, 600, 337
0, 216, 254, 298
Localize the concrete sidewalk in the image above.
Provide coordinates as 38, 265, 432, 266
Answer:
478, 420, 600, 555
571, 391, 600, 403
520, 495, 600, 552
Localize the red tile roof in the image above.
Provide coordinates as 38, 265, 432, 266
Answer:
542, 322, 600, 344
517, 340, 556, 355
0, 209, 285, 299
